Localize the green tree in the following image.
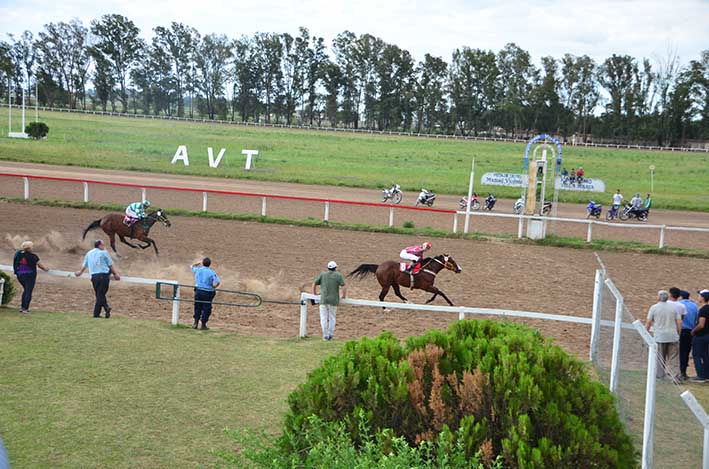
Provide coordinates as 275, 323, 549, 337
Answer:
496, 43, 537, 136
560, 54, 599, 138
194, 34, 232, 120
449, 47, 500, 135
414, 54, 448, 133
153, 22, 200, 117
254, 32, 283, 123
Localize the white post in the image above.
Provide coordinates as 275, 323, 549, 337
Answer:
659, 226, 666, 249
83, 182, 89, 203
261, 197, 267, 217
0, 276, 4, 305
606, 279, 624, 394
680, 390, 709, 468
141, 188, 146, 202
517, 215, 524, 239
171, 285, 181, 325
586, 222, 593, 243
464, 159, 475, 234
324, 201, 330, 222
35, 80, 38, 122
589, 269, 604, 362
453, 214, 458, 233
389, 207, 394, 227
299, 293, 308, 338
7, 80, 11, 134
633, 320, 657, 469
202, 192, 208, 212
458, 307, 465, 321
23, 177, 29, 200
21, 87, 26, 132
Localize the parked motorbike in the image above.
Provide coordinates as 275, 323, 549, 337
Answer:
382, 184, 402, 204
619, 203, 649, 222
606, 204, 620, 221
416, 189, 436, 207
483, 194, 497, 211
512, 196, 551, 215
587, 201, 603, 219
459, 193, 480, 210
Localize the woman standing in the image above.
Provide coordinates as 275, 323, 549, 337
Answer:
13, 241, 49, 313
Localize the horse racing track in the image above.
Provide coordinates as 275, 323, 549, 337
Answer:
2, 201, 709, 359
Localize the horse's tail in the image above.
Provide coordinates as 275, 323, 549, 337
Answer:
82, 219, 102, 240
348, 264, 378, 280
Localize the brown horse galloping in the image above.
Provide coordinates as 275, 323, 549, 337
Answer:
349, 254, 461, 306
82, 209, 171, 256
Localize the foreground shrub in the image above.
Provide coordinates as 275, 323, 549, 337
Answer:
280, 321, 637, 468
0, 271, 15, 306
25, 122, 49, 139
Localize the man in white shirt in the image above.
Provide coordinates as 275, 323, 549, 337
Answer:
646, 290, 682, 381
668, 287, 687, 319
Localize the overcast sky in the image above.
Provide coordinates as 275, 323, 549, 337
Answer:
1, 0, 707, 66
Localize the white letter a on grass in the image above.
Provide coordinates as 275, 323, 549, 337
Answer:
208, 147, 227, 168
171, 145, 190, 166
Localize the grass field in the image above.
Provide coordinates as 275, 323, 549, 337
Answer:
1, 111, 708, 211
0, 307, 340, 468
2, 306, 709, 467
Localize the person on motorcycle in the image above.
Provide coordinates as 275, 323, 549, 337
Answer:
629, 193, 643, 217
125, 200, 151, 226
400, 241, 431, 273
485, 193, 496, 209
644, 193, 652, 211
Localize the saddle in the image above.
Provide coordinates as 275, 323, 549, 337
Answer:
399, 262, 422, 275
123, 215, 138, 226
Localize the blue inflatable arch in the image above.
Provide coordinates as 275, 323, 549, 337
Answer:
523, 134, 563, 173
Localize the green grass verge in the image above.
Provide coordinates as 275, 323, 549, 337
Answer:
3, 197, 708, 259
0, 308, 340, 468
1, 110, 708, 211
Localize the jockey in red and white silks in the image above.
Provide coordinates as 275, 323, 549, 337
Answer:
400, 242, 431, 271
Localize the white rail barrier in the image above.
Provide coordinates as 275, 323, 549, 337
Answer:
0, 264, 181, 325
298, 292, 633, 339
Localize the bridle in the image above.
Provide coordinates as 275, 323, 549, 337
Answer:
420, 255, 456, 277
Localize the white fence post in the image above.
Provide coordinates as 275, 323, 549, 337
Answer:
605, 279, 624, 394
171, 285, 181, 325
83, 182, 89, 203
202, 192, 208, 212
458, 307, 465, 321
680, 390, 709, 469
517, 215, 524, 239
589, 269, 604, 362
659, 226, 666, 249
141, 188, 146, 202
299, 293, 308, 338
23, 177, 29, 200
389, 207, 394, 227
586, 222, 593, 243
261, 197, 267, 217
453, 214, 458, 233
0, 276, 4, 305
324, 201, 330, 222
633, 320, 657, 469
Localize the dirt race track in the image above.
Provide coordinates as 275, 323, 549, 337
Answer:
1, 162, 709, 251
2, 197, 709, 360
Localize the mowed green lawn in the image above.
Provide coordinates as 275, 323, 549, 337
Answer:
0, 308, 340, 468
0, 111, 708, 210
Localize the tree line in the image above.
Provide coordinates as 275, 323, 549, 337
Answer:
1, 14, 707, 146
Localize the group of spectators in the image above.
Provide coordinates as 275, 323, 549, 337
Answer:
646, 287, 709, 382
561, 167, 585, 185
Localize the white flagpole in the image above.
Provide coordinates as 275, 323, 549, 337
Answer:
464, 158, 475, 234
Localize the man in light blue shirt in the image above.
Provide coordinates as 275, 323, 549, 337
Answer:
191, 258, 220, 330
679, 290, 700, 380
75, 240, 120, 318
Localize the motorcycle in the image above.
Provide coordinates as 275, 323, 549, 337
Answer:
606, 204, 620, 221
382, 184, 402, 204
619, 203, 649, 222
459, 193, 480, 210
586, 201, 603, 219
512, 196, 551, 215
483, 194, 497, 211
416, 189, 436, 207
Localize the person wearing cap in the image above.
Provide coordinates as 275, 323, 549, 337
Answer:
400, 242, 432, 273
12, 240, 49, 313
75, 239, 120, 318
690, 290, 709, 383
679, 290, 700, 380
312, 261, 346, 340
191, 258, 221, 330
645, 290, 682, 381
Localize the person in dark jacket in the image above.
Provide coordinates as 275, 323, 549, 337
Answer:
13, 241, 49, 313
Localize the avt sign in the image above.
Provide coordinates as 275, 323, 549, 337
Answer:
481, 172, 528, 187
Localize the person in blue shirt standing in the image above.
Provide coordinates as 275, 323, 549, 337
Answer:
679, 290, 700, 380
75, 239, 120, 318
191, 258, 220, 330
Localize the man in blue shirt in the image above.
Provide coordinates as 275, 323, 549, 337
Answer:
75, 239, 120, 318
679, 290, 700, 380
191, 258, 220, 330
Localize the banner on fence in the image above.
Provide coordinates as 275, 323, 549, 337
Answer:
555, 177, 606, 192
480, 172, 528, 187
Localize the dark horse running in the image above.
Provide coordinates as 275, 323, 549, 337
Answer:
82, 209, 171, 256
349, 254, 461, 305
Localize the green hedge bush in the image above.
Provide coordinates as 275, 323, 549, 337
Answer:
280, 320, 637, 468
25, 121, 49, 139
0, 270, 15, 306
